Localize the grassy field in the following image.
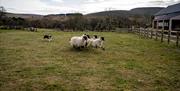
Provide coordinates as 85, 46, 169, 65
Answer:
0, 29, 180, 91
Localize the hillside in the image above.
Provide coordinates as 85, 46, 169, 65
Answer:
130, 7, 165, 15
86, 7, 164, 17
84, 7, 164, 27
5, 13, 84, 21
5, 13, 44, 20
43, 13, 83, 21
86, 10, 130, 17
5, 7, 164, 20
3, 7, 164, 29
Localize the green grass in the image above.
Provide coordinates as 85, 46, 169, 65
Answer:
0, 29, 180, 91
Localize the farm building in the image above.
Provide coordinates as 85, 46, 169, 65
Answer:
153, 3, 180, 31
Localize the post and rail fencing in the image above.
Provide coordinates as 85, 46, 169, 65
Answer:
131, 28, 180, 47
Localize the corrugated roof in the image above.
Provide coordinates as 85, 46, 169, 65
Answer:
154, 15, 172, 20
155, 3, 180, 16
154, 12, 180, 20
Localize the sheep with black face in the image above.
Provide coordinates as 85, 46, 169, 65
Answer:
93, 35, 98, 39
91, 37, 105, 50
86, 35, 98, 47
70, 35, 88, 49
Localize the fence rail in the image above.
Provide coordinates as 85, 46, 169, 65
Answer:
131, 28, 180, 47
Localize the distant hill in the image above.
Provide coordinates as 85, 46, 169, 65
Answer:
5, 13, 83, 20
85, 7, 164, 26
43, 13, 83, 21
86, 7, 164, 17
2, 7, 165, 29
44, 13, 83, 17
130, 7, 165, 15
86, 10, 130, 17
5, 13, 44, 20
4, 7, 164, 21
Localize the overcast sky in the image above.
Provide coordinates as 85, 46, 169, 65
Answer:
0, 0, 180, 15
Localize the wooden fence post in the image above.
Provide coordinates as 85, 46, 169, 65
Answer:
140, 28, 142, 37
143, 29, 145, 38
151, 29, 153, 39
176, 31, 179, 47
141, 29, 143, 37
155, 29, 158, 41
145, 29, 147, 38
146, 29, 148, 38
139, 28, 141, 36
142, 29, 144, 37
168, 30, 170, 44
147, 29, 149, 38
161, 29, 164, 42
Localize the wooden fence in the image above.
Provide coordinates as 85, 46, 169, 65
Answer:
131, 28, 180, 47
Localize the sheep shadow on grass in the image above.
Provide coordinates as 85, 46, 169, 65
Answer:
69, 47, 91, 52
68, 47, 105, 54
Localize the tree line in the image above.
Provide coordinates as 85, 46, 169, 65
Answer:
0, 6, 151, 31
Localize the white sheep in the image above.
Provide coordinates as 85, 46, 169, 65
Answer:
86, 35, 98, 47
91, 37, 105, 50
70, 35, 88, 49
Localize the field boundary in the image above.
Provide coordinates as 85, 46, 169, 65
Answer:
131, 28, 180, 47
